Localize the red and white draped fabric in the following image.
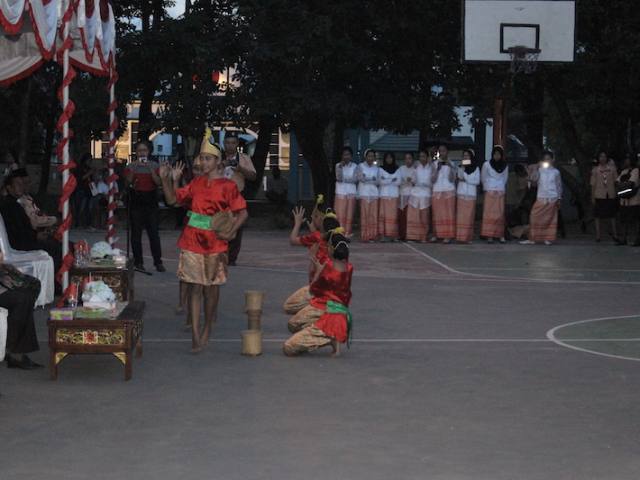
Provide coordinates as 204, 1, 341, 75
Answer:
0, 1, 116, 83
0, 0, 118, 292
0, 0, 58, 85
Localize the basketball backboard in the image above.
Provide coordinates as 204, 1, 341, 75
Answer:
462, 0, 576, 63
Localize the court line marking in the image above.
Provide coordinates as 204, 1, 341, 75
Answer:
547, 314, 640, 362
402, 242, 640, 285
463, 266, 640, 273
143, 246, 640, 285
143, 337, 640, 344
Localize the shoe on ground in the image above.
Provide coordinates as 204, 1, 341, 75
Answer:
544, 240, 553, 246
519, 240, 535, 245
155, 263, 166, 272
487, 238, 494, 244
134, 264, 146, 272
499, 238, 507, 244
6, 355, 43, 370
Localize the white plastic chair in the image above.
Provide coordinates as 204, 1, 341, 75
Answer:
0, 307, 7, 361
0, 214, 55, 307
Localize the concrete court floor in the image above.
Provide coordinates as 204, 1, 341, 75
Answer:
2, 228, 640, 480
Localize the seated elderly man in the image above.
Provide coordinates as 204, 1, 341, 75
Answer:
0, 252, 42, 369
11, 168, 57, 230
0, 172, 62, 273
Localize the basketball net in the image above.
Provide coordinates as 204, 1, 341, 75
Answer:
508, 46, 541, 74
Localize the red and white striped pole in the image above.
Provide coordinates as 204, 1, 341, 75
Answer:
106, 66, 119, 246
55, 0, 79, 296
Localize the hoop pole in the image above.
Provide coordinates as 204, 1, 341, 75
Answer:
493, 97, 507, 148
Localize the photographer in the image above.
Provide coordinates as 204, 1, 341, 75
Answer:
222, 130, 256, 265
124, 140, 165, 272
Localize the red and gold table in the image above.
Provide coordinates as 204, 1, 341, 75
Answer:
47, 301, 145, 381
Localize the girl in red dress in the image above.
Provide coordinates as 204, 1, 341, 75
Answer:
283, 200, 340, 317
160, 129, 248, 353
283, 232, 353, 356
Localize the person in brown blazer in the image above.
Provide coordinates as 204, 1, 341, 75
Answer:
590, 151, 619, 242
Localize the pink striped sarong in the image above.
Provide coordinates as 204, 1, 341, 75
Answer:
432, 191, 456, 240
529, 199, 558, 242
334, 195, 356, 236
456, 195, 476, 243
481, 191, 505, 238
406, 206, 429, 241
359, 198, 379, 241
378, 197, 399, 239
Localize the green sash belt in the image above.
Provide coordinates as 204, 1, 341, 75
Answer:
187, 211, 213, 230
326, 300, 353, 347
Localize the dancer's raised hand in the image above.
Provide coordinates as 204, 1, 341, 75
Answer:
158, 162, 171, 180
171, 161, 185, 182
292, 206, 305, 226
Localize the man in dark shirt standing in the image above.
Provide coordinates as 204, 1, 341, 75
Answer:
222, 130, 256, 265
124, 141, 165, 272
0, 172, 62, 272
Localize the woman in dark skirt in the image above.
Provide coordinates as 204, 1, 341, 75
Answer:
0, 257, 42, 369
590, 151, 619, 242
617, 154, 640, 246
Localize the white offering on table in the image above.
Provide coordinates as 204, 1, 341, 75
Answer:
90, 241, 113, 260
82, 280, 117, 310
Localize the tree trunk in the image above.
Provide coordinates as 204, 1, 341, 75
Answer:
323, 119, 344, 204
293, 115, 331, 198
137, 0, 161, 143
520, 73, 545, 163
17, 77, 33, 166
251, 114, 277, 186
546, 78, 593, 221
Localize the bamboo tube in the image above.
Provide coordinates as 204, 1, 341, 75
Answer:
245, 290, 265, 311
241, 329, 262, 356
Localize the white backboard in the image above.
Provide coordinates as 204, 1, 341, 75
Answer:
462, 0, 576, 63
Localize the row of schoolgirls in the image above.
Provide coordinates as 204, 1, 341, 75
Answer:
334, 143, 562, 245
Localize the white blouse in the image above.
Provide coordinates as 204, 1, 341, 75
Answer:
335, 162, 358, 196
397, 165, 415, 198
378, 169, 400, 198
432, 162, 456, 192
411, 163, 433, 197
456, 167, 481, 198
535, 167, 562, 200
357, 163, 380, 199
481, 161, 509, 192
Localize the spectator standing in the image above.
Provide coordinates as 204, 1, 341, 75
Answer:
616, 154, 640, 246
124, 141, 165, 272
222, 130, 256, 266
590, 151, 619, 243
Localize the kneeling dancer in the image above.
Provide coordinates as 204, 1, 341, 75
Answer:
283, 205, 341, 317
160, 129, 248, 353
283, 232, 353, 356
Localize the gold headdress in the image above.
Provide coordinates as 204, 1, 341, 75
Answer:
199, 126, 222, 158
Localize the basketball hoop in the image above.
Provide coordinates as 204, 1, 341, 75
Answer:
508, 46, 541, 74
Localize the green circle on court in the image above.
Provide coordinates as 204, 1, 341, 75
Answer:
549, 316, 640, 360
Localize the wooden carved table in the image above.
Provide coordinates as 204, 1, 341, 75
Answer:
47, 301, 145, 381
70, 260, 135, 302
